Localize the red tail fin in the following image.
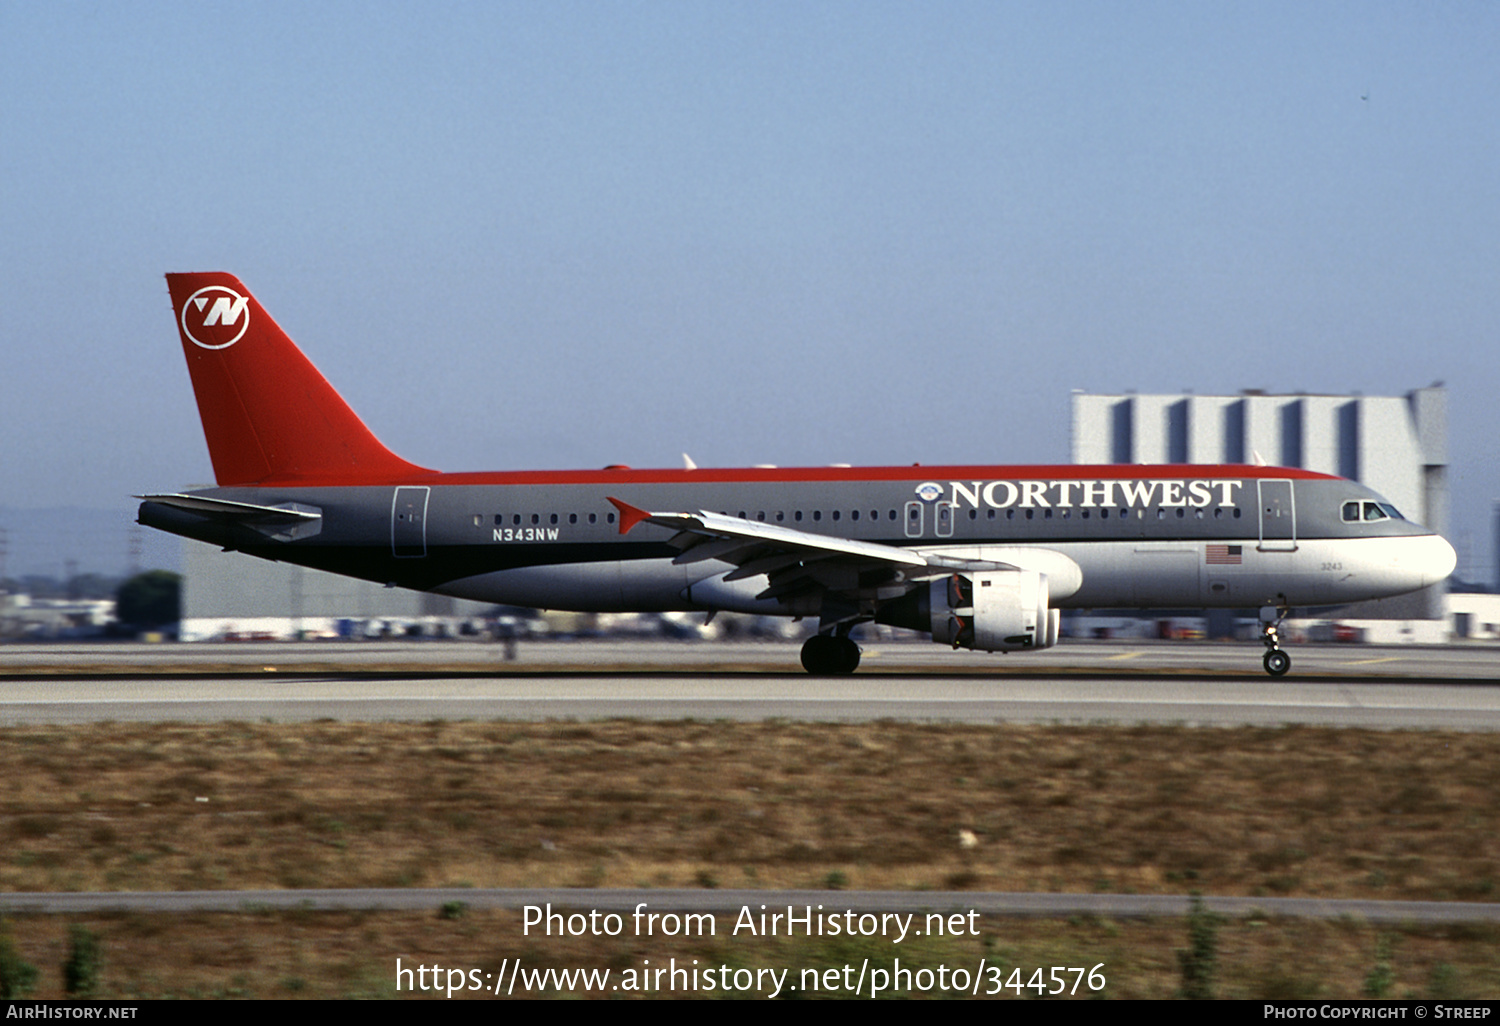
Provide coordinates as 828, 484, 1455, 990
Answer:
165, 272, 436, 486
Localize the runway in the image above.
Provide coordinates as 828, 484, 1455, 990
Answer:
1, 639, 1497, 727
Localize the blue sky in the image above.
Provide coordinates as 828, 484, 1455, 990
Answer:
2, 2, 1497, 580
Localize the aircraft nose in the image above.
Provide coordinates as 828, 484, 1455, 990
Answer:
1424, 534, 1458, 586
1395, 532, 1458, 588
1367, 533, 1458, 599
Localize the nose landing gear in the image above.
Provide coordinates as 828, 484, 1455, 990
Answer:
1260, 601, 1291, 676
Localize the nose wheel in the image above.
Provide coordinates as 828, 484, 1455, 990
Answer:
801, 632, 861, 675
1259, 601, 1291, 677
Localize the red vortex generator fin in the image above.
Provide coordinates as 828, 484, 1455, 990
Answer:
607, 497, 652, 535
165, 272, 436, 486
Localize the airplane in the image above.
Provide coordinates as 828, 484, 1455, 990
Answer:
138, 272, 1457, 676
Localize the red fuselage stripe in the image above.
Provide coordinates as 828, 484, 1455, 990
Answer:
326, 463, 1336, 489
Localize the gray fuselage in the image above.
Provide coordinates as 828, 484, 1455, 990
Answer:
138, 465, 1451, 618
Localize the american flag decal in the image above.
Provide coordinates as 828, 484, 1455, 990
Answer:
1206, 544, 1243, 565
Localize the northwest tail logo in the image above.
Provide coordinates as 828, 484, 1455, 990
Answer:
182, 285, 250, 349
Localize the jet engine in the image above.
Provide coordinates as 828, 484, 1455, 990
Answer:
928, 569, 1058, 652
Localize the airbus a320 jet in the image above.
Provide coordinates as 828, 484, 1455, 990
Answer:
138, 273, 1457, 676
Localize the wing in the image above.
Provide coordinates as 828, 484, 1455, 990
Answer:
608, 497, 1016, 621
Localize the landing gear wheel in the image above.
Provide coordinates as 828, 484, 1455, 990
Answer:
1258, 598, 1291, 677
800, 635, 834, 674
800, 634, 861, 675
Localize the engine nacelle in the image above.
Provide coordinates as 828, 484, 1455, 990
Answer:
929, 569, 1057, 652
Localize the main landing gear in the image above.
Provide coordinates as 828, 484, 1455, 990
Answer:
1260, 601, 1291, 677
801, 631, 861, 675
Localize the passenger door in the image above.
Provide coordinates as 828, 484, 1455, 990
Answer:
1257, 479, 1296, 551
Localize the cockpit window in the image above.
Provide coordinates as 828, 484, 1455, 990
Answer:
1343, 500, 1406, 524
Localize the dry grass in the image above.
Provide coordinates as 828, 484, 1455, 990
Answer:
2, 721, 1496, 899
1, 719, 1497, 998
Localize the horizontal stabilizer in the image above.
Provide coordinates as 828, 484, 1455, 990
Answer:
136, 494, 322, 542
137, 493, 319, 519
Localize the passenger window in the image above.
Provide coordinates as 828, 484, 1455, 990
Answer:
569, 513, 577, 524
589, 513, 597, 524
